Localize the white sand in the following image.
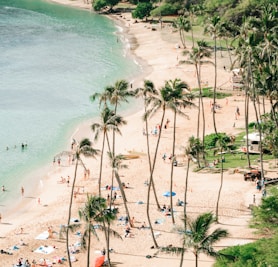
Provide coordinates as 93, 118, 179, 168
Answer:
0, 1, 265, 266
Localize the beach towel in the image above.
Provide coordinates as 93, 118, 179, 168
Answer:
34, 246, 55, 254
154, 218, 165, 224
38, 258, 53, 266
35, 231, 49, 240
9, 245, 19, 250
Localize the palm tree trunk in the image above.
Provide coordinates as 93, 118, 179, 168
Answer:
197, 62, 206, 165
225, 39, 233, 68
103, 220, 112, 267
212, 37, 218, 135
98, 134, 106, 196
147, 107, 166, 248
183, 158, 190, 221
170, 111, 177, 224
195, 253, 198, 267
66, 157, 79, 267
145, 106, 160, 209
115, 172, 131, 224
250, 70, 265, 181
215, 150, 224, 223
195, 63, 202, 167
179, 157, 190, 267
179, 240, 185, 267
190, 13, 195, 48
244, 85, 251, 168
87, 226, 91, 267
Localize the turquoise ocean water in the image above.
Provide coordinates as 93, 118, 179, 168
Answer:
0, 0, 141, 211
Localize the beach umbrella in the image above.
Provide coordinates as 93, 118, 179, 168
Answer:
163, 191, 176, 197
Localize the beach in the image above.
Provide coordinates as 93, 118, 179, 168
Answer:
0, 1, 265, 266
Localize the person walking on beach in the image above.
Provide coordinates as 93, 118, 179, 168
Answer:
21, 186, 24, 197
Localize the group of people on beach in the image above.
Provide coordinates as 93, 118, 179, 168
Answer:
143, 119, 170, 136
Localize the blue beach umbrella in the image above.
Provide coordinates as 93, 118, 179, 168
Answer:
163, 191, 176, 197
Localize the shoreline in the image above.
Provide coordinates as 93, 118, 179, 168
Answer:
0, 1, 265, 267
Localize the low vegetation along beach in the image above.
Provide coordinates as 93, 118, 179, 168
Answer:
1, 0, 278, 267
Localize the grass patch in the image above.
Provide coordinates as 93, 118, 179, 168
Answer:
192, 87, 232, 99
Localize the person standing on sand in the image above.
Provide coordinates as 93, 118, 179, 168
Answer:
21, 186, 24, 197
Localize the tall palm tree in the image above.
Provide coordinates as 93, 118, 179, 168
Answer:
180, 41, 212, 166
78, 195, 121, 267
92, 80, 133, 262
134, 80, 160, 209
91, 79, 134, 150
187, 4, 203, 49
218, 22, 237, 69
159, 212, 229, 267
135, 80, 161, 247
234, 18, 254, 168
163, 79, 194, 223
91, 106, 127, 195
66, 138, 99, 267
205, 15, 221, 135
173, 15, 191, 49
144, 84, 174, 246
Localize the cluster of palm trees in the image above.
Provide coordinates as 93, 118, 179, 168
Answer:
63, 4, 277, 267
175, 2, 277, 221
63, 76, 218, 266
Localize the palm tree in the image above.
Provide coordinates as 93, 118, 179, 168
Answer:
134, 80, 160, 208
205, 15, 221, 135
66, 138, 99, 267
78, 195, 121, 267
180, 41, 212, 166
91, 79, 134, 157
159, 212, 229, 267
234, 18, 254, 168
187, 4, 202, 49
91, 106, 127, 195
143, 84, 174, 246
92, 80, 133, 262
163, 79, 194, 223
134, 80, 161, 247
173, 15, 191, 49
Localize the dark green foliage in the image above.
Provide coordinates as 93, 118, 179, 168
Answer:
93, 0, 120, 11
204, 133, 230, 149
247, 121, 257, 129
215, 235, 278, 266
250, 187, 278, 233
151, 3, 180, 16
93, 0, 106, 11
215, 187, 278, 266
132, 2, 153, 20
203, 0, 276, 25
261, 113, 278, 157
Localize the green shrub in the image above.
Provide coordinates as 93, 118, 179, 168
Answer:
204, 133, 230, 149
151, 3, 180, 16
